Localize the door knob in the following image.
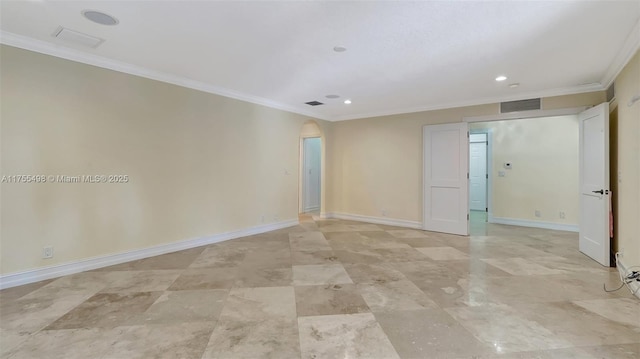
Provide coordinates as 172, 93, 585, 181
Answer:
592, 190, 604, 194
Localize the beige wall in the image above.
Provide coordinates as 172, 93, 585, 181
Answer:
471, 116, 579, 225
328, 92, 605, 223
0, 45, 330, 275
612, 50, 640, 266
300, 121, 323, 138
2, 42, 636, 278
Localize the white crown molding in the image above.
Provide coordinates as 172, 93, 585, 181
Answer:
488, 215, 578, 233
0, 31, 329, 121
332, 83, 605, 122
600, 18, 640, 88
0, 218, 298, 289
325, 212, 422, 229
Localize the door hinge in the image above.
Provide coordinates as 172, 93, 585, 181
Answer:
467, 213, 470, 220
486, 208, 488, 212
486, 174, 488, 179
467, 173, 469, 179
467, 131, 470, 138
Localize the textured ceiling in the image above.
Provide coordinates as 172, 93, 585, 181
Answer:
1, 1, 639, 121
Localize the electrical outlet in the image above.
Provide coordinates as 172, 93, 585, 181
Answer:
381, 209, 388, 217
42, 246, 54, 259
534, 210, 541, 218
559, 211, 566, 219
261, 215, 265, 223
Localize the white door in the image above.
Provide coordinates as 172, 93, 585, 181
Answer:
303, 137, 321, 212
469, 134, 487, 211
579, 103, 610, 266
423, 123, 469, 235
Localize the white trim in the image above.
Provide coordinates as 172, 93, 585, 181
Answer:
463, 107, 587, 123
325, 212, 422, 229
488, 216, 578, 232
601, 18, 640, 88
617, 256, 640, 300
0, 31, 328, 121
332, 85, 603, 122
0, 219, 298, 289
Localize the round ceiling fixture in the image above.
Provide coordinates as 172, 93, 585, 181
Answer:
333, 46, 347, 53
82, 10, 119, 26
495, 75, 507, 82
325, 94, 340, 99
509, 83, 520, 88
344, 99, 352, 105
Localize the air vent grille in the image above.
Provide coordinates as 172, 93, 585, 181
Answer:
606, 82, 615, 102
500, 98, 541, 113
305, 101, 324, 106
53, 27, 104, 48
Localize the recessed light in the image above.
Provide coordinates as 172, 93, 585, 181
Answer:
82, 10, 119, 26
333, 46, 347, 53
509, 83, 520, 88
325, 94, 340, 99
495, 75, 507, 82
344, 99, 352, 105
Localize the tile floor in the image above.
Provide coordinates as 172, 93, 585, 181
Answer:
1, 214, 638, 358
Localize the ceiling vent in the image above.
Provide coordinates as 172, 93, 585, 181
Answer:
606, 82, 615, 103
53, 27, 104, 48
500, 98, 541, 113
305, 101, 324, 106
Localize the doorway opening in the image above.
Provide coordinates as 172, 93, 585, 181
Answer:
469, 132, 489, 224
299, 120, 324, 217
301, 137, 321, 214
468, 115, 581, 232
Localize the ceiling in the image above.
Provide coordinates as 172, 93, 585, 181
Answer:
1, 1, 639, 121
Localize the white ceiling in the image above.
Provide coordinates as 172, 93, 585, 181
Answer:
1, 1, 639, 121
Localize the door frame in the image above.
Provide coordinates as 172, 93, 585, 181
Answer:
299, 136, 322, 214
464, 107, 588, 227
469, 129, 492, 216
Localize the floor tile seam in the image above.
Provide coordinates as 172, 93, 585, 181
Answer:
192, 318, 226, 359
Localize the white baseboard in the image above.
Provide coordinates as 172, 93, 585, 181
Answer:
325, 212, 422, 229
488, 216, 579, 232
617, 256, 640, 300
0, 219, 298, 290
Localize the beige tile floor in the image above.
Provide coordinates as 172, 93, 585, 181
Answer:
1, 213, 638, 358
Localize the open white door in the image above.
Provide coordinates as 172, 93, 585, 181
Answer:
579, 103, 610, 266
423, 123, 469, 235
